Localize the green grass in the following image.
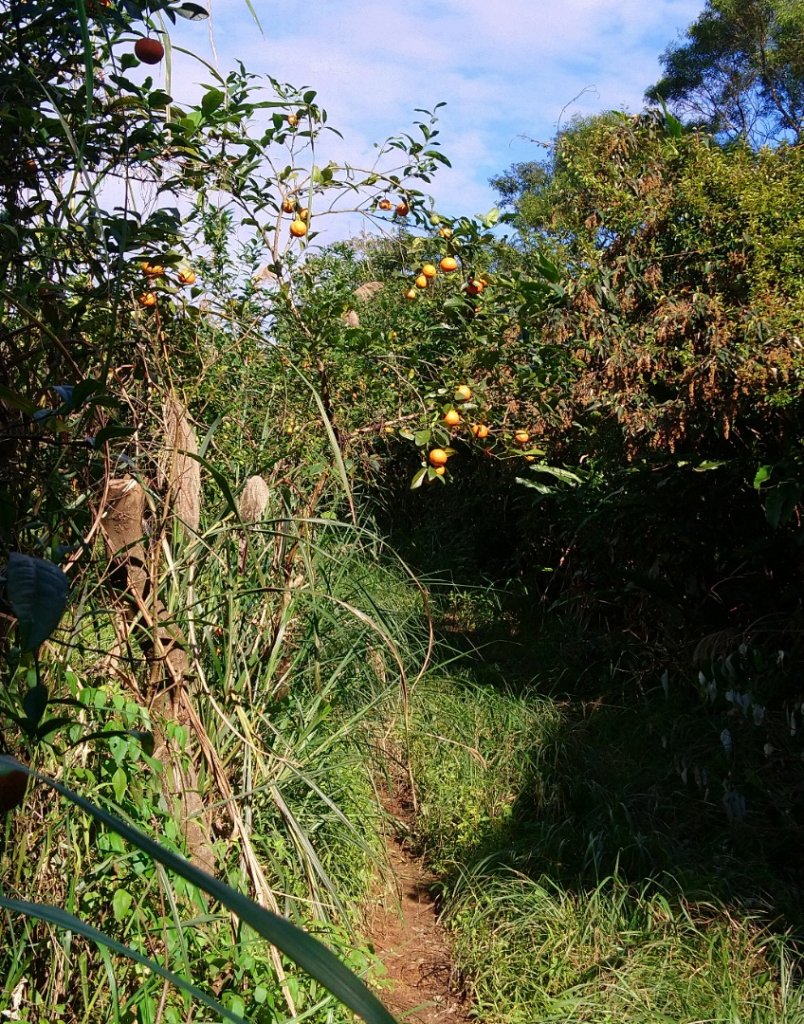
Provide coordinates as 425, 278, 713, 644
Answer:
388, 588, 804, 1024
448, 871, 804, 1024
0, 490, 428, 1022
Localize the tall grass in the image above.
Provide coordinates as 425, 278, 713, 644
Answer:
0, 458, 428, 1021
390, 621, 804, 1024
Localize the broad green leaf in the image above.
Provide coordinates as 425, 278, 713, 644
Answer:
23, 684, 49, 729
6, 553, 69, 651
528, 464, 581, 486
201, 88, 225, 116
112, 767, 127, 803
112, 889, 132, 922
410, 469, 426, 490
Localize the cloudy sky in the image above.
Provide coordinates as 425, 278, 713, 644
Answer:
157, 0, 702, 232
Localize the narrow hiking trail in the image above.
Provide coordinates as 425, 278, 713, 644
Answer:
364, 787, 472, 1024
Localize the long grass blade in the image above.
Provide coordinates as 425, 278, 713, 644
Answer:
32, 769, 399, 1024
0, 897, 244, 1023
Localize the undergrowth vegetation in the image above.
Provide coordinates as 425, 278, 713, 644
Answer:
2, 0, 804, 1020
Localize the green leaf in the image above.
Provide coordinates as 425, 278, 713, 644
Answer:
0, 897, 244, 1023
112, 767, 127, 803
413, 430, 431, 447
33, 770, 399, 1024
6, 553, 69, 651
112, 889, 132, 922
529, 464, 581, 486
23, 684, 49, 729
201, 88, 225, 116
410, 469, 426, 490
753, 464, 773, 490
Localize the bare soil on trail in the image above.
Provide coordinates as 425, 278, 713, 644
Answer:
364, 788, 472, 1024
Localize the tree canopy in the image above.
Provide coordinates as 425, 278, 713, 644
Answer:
645, 0, 804, 145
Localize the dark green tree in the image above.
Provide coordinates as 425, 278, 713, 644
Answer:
645, 0, 804, 145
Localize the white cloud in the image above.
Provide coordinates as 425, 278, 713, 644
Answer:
146, 0, 703, 237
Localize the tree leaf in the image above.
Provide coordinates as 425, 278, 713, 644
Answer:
174, 2, 209, 19
6, 553, 69, 651
23, 684, 49, 729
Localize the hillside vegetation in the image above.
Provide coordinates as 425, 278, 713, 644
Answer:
1, 0, 804, 1021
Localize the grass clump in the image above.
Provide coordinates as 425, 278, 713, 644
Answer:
447, 871, 804, 1024
403, 675, 564, 875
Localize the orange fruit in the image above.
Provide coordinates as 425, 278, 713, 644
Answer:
138, 292, 157, 307
438, 226, 452, 239
378, 198, 393, 211
0, 756, 27, 814
143, 263, 164, 277
177, 269, 196, 286
471, 423, 489, 439
440, 256, 458, 273
405, 287, 418, 300
415, 274, 428, 289
434, 466, 446, 477
514, 430, 530, 445
422, 263, 437, 279
455, 385, 472, 401
290, 218, 308, 237
134, 37, 164, 64
287, 113, 299, 127
428, 449, 449, 467
443, 409, 461, 427
281, 197, 296, 213
466, 279, 483, 296
395, 202, 409, 217
298, 207, 309, 221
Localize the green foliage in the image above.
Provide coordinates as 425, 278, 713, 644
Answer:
448, 873, 804, 1023
645, 0, 804, 144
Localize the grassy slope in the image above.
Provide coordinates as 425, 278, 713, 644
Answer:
388, 577, 804, 1024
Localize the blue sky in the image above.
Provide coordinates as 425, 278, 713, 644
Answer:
158, 0, 703, 233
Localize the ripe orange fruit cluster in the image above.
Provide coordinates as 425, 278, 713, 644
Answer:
428, 449, 449, 467
440, 256, 458, 273
290, 218, 308, 238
